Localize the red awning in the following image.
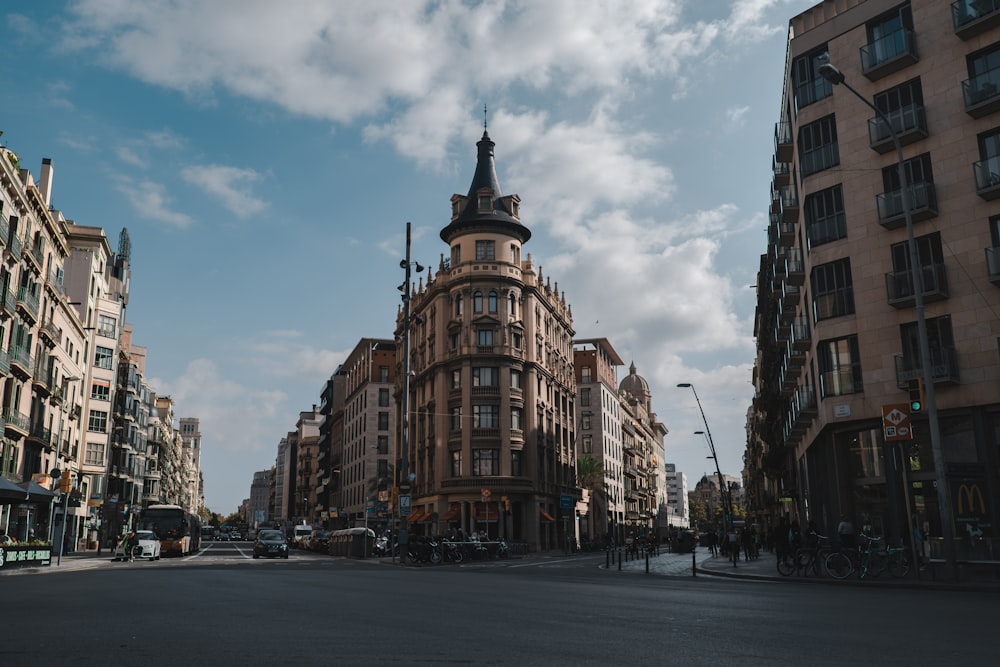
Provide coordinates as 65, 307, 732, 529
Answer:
540, 509, 556, 522
406, 510, 425, 523
440, 506, 461, 521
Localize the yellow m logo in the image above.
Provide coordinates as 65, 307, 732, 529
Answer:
956, 483, 986, 515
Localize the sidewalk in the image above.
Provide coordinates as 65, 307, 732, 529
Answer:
0, 549, 116, 576
617, 547, 1000, 592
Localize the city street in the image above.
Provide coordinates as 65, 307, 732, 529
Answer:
1, 544, 995, 666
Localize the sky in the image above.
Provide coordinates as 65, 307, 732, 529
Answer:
2, 0, 819, 514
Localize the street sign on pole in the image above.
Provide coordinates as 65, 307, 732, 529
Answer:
881, 403, 911, 441
399, 494, 412, 516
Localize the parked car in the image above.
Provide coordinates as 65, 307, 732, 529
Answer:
113, 530, 160, 561
308, 530, 331, 553
229, 530, 242, 541
252, 530, 289, 559
292, 525, 313, 549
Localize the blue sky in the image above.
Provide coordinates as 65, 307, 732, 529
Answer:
2, 0, 817, 513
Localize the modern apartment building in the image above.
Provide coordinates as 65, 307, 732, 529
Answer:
399, 131, 579, 550
748, 0, 1000, 558
664, 463, 690, 529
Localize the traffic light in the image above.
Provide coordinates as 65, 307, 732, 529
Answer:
908, 378, 925, 413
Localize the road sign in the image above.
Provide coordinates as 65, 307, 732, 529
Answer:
881, 403, 911, 441
560, 494, 573, 509
399, 494, 412, 516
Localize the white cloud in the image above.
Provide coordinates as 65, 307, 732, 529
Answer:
182, 164, 267, 218
114, 175, 193, 228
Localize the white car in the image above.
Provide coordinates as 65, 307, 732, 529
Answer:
114, 530, 161, 561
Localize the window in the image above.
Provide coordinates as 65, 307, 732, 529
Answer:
455, 293, 463, 317
378, 366, 389, 383
452, 369, 461, 389
511, 332, 522, 349
792, 47, 833, 111
451, 450, 462, 476
581, 365, 592, 383
488, 290, 498, 313
900, 315, 955, 372
511, 407, 522, 430
508, 292, 516, 317
90, 382, 110, 401
818, 335, 864, 397
582, 413, 592, 430
473, 404, 499, 428
889, 233, 945, 299
510, 369, 521, 390
478, 195, 493, 213
88, 410, 108, 433
449, 332, 459, 350
378, 412, 389, 430
805, 185, 847, 249
967, 45, 1000, 106
580, 387, 591, 407
85, 442, 105, 467
476, 240, 495, 260
477, 328, 494, 346
872, 78, 925, 146
97, 314, 117, 338
94, 346, 114, 370
451, 245, 461, 266
812, 258, 855, 321
977, 128, 1000, 189
864, 4, 913, 70
511, 450, 521, 477
473, 291, 483, 313
799, 115, 839, 177
472, 448, 499, 476
473, 367, 499, 387
451, 407, 463, 430
879, 153, 935, 219
377, 435, 389, 455
378, 388, 390, 407
582, 434, 593, 454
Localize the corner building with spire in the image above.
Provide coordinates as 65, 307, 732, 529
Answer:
397, 132, 578, 550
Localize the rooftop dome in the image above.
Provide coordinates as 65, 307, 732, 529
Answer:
618, 361, 650, 400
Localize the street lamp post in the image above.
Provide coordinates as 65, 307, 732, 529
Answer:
678, 383, 734, 566
398, 221, 424, 565
819, 59, 955, 577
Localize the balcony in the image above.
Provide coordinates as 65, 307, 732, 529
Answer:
876, 182, 938, 229
774, 120, 793, 163
867, 104, 928, 154
893, 348, 961, 387
781, 280, 801, 308
0, 347, 8, 376
986, 247, 1000, 284
45, 268, 65, 296
860, 28, 918, 81
793, 76, 832, 113
1, 288, 15, 319
38, 319, 62, 348
27, 422, 53, 449
885, 263, 949, 308
973, 156, 1000, 200
777, 185, 799, 224
7, 345, 33, 380
777, 221, 795, 247
772, 157, 791, 187
952, 0, 1000, 39
785, 251, 804, 285
3, 408, 29, 437
790, 317, 810, 351
31, 368, 57, 397
15, 286, 39, 323
6, 230, 22, 261
962, 69, 1000, 118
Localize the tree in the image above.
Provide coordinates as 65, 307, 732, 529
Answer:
688, 497, 708, 530
577, 456, 605, 540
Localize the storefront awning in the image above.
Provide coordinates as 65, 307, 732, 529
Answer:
540, 509, 556, 522
440, 506, 461, 521
406, 509, 426, 523
0, 476, 27, 501
18, 481, 55, 503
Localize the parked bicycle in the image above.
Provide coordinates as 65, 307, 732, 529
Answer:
777, 534, 834, 577
824, 534, 909, 580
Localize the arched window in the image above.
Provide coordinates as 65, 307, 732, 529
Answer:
473, 291, 483, 313
509, 293, 516, 317
456, 294, 463, 317
488, 290, 498, 313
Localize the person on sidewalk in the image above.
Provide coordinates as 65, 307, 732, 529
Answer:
837, 515, 856, 550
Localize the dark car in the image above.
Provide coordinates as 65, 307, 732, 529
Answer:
252, 530, 289, 559
308, 530, 332, 553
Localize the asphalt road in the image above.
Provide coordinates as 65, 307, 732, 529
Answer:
2, 541, 994, 666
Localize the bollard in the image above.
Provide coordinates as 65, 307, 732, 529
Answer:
606, 548, 610, 569
618, 549, 622, 570
645, 551, 649, 573
692, 548, 697, 577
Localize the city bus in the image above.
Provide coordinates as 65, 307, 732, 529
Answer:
140, 504, 202, 556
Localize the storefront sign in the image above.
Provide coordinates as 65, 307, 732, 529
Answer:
0, 545, 52, 570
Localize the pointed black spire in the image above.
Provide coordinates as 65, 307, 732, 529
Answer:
465, 130, 503, 200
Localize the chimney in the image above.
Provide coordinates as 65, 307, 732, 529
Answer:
39, 158, 54, 207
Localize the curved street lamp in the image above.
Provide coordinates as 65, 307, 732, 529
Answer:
818, 58, 954, 578
678, 383, 733, 545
